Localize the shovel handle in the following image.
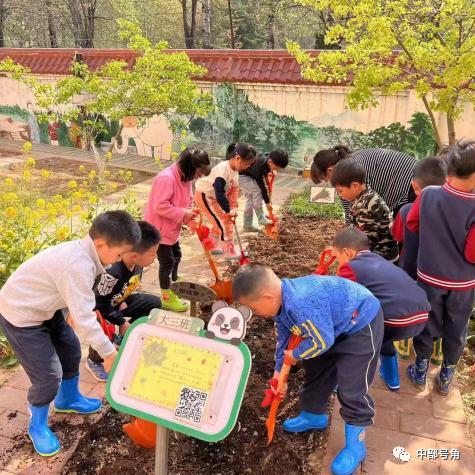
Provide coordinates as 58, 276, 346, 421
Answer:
204, 248, 220, 281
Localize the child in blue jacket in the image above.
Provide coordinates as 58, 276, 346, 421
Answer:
233, 264, 383, 475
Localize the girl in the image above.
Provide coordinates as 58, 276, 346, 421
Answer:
144, 148, 211, 312
195, 143, 256, 259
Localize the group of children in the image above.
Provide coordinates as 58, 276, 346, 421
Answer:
232, 141, 475, 475
0, 142, 285, 457
0, 138, 473, 474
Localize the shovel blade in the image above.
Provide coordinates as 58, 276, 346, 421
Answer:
210, 279, 233, 303
123, 417, 157, 448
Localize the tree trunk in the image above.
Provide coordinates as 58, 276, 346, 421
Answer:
108, 123, 124, 154
446, 115, 456, 146
181, 0, 197, 48
46, 0, 59, 48
202, 0, 211, 48
68, 0, 84, 47
267, 13, 276, 49
420, 95, 443, 151
0, 0, 6, 48
227, 0, 235, 49
84, 1, 97, 48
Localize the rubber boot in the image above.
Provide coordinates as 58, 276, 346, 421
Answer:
242, 213, 260, 233
331, 424, 366, 475
407, 356, 429, 389
28, 404, 60, 457
256, 209, 273, 226
223, 241, 240, 261
283, 411, 328, 433
209, 234, 223, 255
161, 289, 188, 312
379, 354, 400, 391
435, 361, 456, 396
54, 375, 102, 414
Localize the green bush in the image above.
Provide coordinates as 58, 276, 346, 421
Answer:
284, 187, 344, 220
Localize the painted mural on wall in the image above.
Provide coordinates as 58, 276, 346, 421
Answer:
184, 84, 437, 168
0, 84, 436, 168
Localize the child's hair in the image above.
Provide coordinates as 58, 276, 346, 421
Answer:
438, 138, 475, 160
89, 211, 141, 246
311, 145, 351, 184
177, 148, 211, 181
269, 149, 289, 168
330, 160, 366, 187
446, 142, 475, 178
133, 221, 161, 253
413, 157, 447, 188
225, 143, 257, 161
333, 227, 370, 252
232, 264, 273, 300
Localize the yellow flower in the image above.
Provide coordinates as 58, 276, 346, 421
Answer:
68, 180, 78, 189
72, 191, 82, 201
41, 170, 51, 179
4, 177, 14, 187
4, 207, 17, 219
104, 152, 112, 162
3, 192, 18, 202
88, 195, 98, 205
36, 198, 46, 208
111, 183, 119, 192
104, 170, 111, 178
23, 170, 31, 180
55, 226, 69, 241
72, 205, 81, 213
118, 170, 124, 177
88, 170, 97, 180
126, 171, 132, 178
24, 239, 35, 250
25, 157, 36, 167
79, 165, 86, 173
22, 142, 32, 154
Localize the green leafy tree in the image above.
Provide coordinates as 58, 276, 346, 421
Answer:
288, 0, 475, 148
0, 20, 212, 179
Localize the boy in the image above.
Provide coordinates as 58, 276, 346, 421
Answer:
0, 211, 141, 457
392, 157, 448, 279
406, 145, 475, 395
238, 149, 289, 232
331, 160, 399, 262
333, 228, 430, 391
232, 264, 383, 475
87, 220, 162, 381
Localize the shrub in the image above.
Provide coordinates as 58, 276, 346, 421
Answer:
284, 186, 344, 220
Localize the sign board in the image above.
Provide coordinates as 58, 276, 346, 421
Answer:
148, 308, 204, 334
310, 186, 336, 204
170, 281, 216, 304
107, 316, 251, 442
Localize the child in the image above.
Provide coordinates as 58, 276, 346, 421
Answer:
333, 228, 430, 391
392, 157, 448, 279
330, 160, 399, 262
232, 264, 383, 475
0, 211, 141, 457
238, 149, 289, 232
406, 145, 475, 395
87, 220, 162, 381
195, 143, 257, 259
144, 148, 210, 312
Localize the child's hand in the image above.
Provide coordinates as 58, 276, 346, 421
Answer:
119, 321, 131, 337
103, 350, 117, 373
266, 203, 273, 212
284, 349, 298, 364
183, 209, 196, 224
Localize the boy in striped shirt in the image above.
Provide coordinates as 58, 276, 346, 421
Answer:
333, 228, 430, 392
406, 144, 475, 395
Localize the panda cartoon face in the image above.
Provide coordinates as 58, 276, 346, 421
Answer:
206, 301, 252, 345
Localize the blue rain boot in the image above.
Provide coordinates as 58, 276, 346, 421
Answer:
28, 404, 60, 457
436, 362, 456, 396
407, 356, 429, 389
283, 411, 328, 433
54, 375, 102, 414
379, 354, 400, 391
331, 424, 366, 475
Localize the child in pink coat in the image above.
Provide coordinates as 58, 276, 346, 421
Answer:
144, 148, 210, 312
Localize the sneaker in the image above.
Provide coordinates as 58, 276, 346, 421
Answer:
86, 358, 109, 382
223, 241, 240, 260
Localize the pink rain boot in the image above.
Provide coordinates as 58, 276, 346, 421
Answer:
223, 241, 240, 261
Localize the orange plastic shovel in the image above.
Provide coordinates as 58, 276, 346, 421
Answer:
265, 334, 302, 445
264, 173, 279, 240
313, 248, 336, 275
188, 212, 233, 303
123, 417, 157, 448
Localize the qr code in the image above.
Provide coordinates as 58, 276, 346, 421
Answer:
174, 387, 208, 426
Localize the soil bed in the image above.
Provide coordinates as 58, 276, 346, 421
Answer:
62, 212, 342, 474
